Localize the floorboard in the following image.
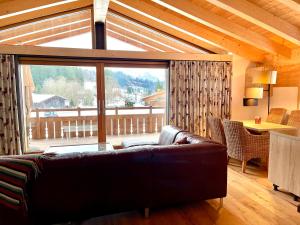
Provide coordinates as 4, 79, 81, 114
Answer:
58, 161, 300, 225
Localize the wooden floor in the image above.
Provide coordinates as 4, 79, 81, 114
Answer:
60, 161, 300, 225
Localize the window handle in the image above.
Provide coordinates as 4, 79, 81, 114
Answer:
98, 100, 101, 115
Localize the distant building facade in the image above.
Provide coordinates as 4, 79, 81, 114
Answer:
142, 91, 166, 107
32, 93, 69, 109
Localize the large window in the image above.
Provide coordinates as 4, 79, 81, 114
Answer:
20, 61, 168, 151
104, 66, 167, 145
21, 64, 97, 151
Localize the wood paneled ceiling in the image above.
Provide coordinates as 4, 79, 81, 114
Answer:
0, 0, 300, 65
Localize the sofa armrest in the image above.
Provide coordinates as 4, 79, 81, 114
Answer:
0, 205, 29, 225
131, 143, 228, 207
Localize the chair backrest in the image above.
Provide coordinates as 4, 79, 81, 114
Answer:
207, 116, 226, 145
223, 120, 246, 160
287, 110, 300, 128
266, 108, 287, 124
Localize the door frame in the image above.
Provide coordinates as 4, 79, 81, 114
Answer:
19, 58, 169, 147
19, 59, 108, 146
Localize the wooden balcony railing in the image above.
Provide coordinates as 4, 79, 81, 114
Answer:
29, 107, 165, 140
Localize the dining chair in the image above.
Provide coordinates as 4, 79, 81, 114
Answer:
266, 108, 287, 124
223, 120, 269, 173
287, 110, 300, 128
207, 116, 226, 145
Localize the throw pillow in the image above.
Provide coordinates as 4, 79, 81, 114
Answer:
174, 137, 189, 145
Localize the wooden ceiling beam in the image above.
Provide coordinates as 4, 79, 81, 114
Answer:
3, 20, 91, 45
93, 0, 110, 22
24, 27, 91, 46
276, 0, 300, 13
107, 13, 208, 54
107, 30, 159, 51
0, 0, 92, 28
154, 0, 291, 58
110, 10, 213, 54
205, 0, 300, 46
110, 0, 265, 61
0, 44, 233, 61
0, 11, 90, 42
109, 2, 224, 54
107, 22, 176, 52
0, 0, 68, 18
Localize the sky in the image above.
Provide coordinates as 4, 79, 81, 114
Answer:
40, 32, 167, 81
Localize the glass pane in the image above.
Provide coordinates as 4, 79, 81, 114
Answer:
0, 9, 92, 49
104, 67, 167, 145
21, 64, 97, 152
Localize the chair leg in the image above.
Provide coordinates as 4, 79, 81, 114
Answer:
219, 198, 223, 208
242, 160, 247, 173
144, 208, 150, 218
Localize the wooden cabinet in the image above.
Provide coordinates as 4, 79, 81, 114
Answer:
268, 129, 300, 199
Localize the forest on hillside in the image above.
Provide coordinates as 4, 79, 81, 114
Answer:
30, 65, 165, 107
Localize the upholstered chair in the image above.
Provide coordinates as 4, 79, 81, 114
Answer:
207, 116, 226, 145
266, 108, 287, 124
223, 120, 269, 173
287, 110, 300, 128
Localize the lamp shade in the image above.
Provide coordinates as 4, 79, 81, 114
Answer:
245, 87, 264, 99
243, 98, 258, 106
251, 68, 277, 84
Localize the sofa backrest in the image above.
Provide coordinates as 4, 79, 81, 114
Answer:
29, 149, 153, 224
1, 137, 227, 225
158, 125, 183, 145
174, 131, 216, 145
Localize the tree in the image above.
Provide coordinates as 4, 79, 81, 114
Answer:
105, 74, 122, 106
31, 65, 87, 93
82, 89, 94, 106
127, 87, 133, 94
155, 80, 163, 91
41, 77, 95, 107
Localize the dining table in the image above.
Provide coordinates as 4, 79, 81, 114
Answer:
239, 120, 296, 133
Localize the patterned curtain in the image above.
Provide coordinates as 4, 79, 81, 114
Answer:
0, 55, 21, 155
169, 60, 232, 137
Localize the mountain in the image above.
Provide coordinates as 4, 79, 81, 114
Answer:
30, 65, 165, 94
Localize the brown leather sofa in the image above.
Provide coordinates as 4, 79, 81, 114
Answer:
0, 126, 227, 225
121, 125, 184, 147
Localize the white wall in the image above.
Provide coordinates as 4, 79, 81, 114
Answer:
231, 55, 257, 120
256, 87, 299, 120
231, 55, 299, 120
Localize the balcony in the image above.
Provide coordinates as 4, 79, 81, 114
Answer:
28, 106, 165, 151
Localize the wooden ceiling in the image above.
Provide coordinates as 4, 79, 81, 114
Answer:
0, 0, 300, 65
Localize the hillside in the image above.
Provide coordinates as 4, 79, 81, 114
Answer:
30, 65, 165, 94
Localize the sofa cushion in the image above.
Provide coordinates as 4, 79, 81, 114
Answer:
158, 125, 183, 145
121, 139, 158, 148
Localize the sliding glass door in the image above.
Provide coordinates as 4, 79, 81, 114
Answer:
20, 63, 99, 151
104, 66, 168, 146
19, 60, 169, 151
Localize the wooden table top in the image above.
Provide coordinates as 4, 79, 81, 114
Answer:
45, 143, 114, 154
270, 129, 300, 141
239, 120, 296, 132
